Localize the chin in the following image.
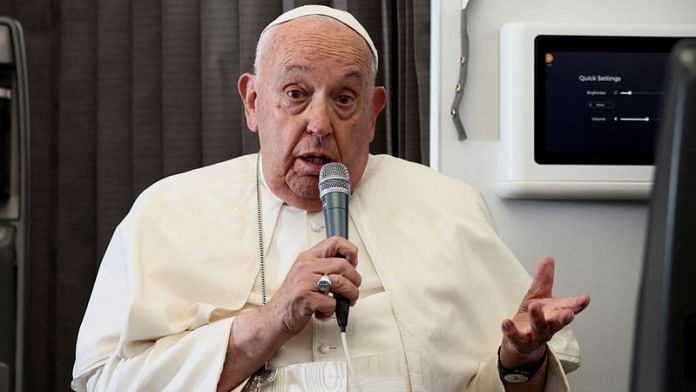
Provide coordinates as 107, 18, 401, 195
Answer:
287, 177, 320, 199
302, 200, 324, 213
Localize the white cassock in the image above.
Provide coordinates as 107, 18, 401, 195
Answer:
72, 153, 581, 391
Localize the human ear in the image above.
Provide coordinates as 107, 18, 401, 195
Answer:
237, 73, 258, 133
368, 86, 387, 141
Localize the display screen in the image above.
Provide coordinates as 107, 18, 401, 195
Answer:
534, 35, 685, 165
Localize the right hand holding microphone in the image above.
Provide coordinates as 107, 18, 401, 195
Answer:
263, 236, 362, 338
222, 237, 361, 390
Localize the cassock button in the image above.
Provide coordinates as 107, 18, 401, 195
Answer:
318, 344, 335, 354
311, 222, 324, 232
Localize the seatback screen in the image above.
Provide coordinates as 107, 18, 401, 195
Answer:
534, 35, 684, 165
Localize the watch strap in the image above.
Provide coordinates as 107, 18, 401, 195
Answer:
497, 345, 548, 383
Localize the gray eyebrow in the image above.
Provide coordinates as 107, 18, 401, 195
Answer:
282, 64, 311, 74
343, 70, 364, 80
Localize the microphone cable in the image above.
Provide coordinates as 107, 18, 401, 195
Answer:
340, 331, 362, 392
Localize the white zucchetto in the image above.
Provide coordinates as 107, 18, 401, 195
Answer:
261, 5, 378, 69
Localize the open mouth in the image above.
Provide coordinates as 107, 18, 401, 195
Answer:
300, 154, 333, 166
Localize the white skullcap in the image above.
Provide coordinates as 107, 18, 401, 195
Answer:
261, 5, 378, 70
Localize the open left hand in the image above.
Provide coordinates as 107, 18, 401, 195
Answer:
499, 256, 590, 368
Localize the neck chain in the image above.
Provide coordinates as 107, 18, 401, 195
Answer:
256, 154, 267, 305
244, 155, 277, 392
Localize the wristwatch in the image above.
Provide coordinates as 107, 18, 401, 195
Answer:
497, 346, 548, 383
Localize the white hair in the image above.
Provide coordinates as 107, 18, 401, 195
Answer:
252, 15, 378, 81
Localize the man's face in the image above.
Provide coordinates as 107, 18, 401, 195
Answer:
239, 17, 386, 212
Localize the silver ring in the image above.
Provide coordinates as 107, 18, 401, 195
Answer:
316, 274, 332, 293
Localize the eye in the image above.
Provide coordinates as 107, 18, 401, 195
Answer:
336, 94, 354, 105
286, 89, 304, 99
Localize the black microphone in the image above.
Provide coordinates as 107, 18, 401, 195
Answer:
318, 162, 351, 332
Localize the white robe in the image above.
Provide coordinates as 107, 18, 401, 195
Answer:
72, 153, 581, 391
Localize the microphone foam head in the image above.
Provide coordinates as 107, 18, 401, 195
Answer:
319, 162, 351, 198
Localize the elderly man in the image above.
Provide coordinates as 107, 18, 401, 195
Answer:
72, 5, 589, 392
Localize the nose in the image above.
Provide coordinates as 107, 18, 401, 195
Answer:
306, 98, 333, 138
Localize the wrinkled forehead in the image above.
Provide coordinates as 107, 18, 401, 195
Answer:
260, 5, 378, 68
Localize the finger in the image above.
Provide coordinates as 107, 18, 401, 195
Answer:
539, 294, 591, 315
326, 274, 360, 305
313, 259, 362, 287
542, 308, 575, 333
315, 309, 334, 320
501, 318, 529, 351
529, 302, 552, 343
309, 236, 359, 266
312, 292, 338, 317
328, 259, 362, 287
575, 294, 591, 312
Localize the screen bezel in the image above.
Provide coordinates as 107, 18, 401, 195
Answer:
534, 35, 684, 165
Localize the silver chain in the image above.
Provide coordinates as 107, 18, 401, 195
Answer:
256, 154, 267, 305
243, 154, 278, 392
